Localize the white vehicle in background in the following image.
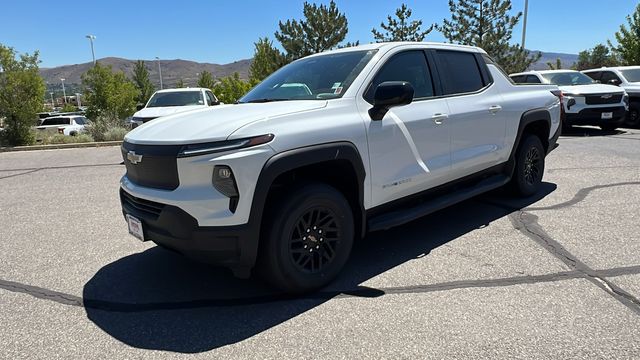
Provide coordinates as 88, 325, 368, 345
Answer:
36, 115, 88, 136
130, 88, 221, 128
510, 70, 628, 131
582, 66, 640, 127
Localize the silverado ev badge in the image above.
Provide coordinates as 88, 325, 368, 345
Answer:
127, 151, 143, 165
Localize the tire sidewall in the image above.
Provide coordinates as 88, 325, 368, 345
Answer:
514, 135, 545, 197
266, 184, 354, 292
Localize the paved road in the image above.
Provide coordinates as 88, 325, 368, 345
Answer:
1, 127, 639, 359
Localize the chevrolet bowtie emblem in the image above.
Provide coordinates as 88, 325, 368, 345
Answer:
601, 94, 613, 99
127, 151, 143, 165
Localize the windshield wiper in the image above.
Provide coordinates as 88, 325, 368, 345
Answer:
240, 98, 290, 104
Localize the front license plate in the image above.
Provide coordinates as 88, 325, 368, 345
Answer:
126, 214, 145, 241
601, 112, 613, 120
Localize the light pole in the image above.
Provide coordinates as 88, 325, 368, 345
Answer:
76, 93, 82, 108
521, 0, 529, 49
60, 78, 67, 104
86, 35, 96, 65
50, 92, 55, 108
155, 56, 163, 89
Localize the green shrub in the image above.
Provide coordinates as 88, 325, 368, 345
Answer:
38, 132, 94, 145
102, 127, 129, 141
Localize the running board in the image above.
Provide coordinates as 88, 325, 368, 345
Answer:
367, 174, 510, 232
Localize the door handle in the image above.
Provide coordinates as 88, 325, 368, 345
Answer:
432, 113, 448, 125
489, 105, 502, 114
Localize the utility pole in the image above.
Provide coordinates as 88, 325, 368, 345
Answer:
86, 35, 96, 65
521, 0, 529, 49
155, 56, 163, 89
50, 92, 55, 108
60, 78, 67, 104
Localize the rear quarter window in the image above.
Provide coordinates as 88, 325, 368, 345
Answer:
435, 50, 485, 95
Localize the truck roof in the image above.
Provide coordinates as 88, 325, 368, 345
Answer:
154, 88, 208, 94
306, 42, 486, 58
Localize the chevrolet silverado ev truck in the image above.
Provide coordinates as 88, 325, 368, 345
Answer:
120, 42, 561, 293
582, 66, 640, 127
510, 70, 628, 131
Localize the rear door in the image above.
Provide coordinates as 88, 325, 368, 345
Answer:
432, 50, 508, 179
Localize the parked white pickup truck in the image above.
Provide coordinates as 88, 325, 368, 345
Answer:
510, 70, 628, 131
130, 88, 220, 128
582, 66, 640, 127
120, 42, 561, 293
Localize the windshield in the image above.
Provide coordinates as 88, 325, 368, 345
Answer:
620, 69, 640, 83
147, 91, 204, 108
541, 72, 595, 86
239, 49, 378, 103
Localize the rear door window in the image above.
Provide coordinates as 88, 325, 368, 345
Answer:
511, 75, 526, 83
435, 50, 485, 95
600, 71, 621, 85
364, 50, 435, 103
526, 75, 542, 83
584, 71, 602, 82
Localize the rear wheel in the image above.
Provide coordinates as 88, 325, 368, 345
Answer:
259, 183, 354, 293
511, 134, 545, 197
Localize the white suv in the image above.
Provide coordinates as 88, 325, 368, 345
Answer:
120, 42, 561, 292
36, 115, 88, 136
582, 66, 640, 127
130, 88, 220, 128
510, 70, 628, 131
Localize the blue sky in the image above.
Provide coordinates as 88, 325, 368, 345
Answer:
1, 0, 637, 68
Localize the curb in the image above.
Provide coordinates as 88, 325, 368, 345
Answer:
0, 141, 123, 153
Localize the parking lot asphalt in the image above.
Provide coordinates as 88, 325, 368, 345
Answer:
1, 127, 639, 359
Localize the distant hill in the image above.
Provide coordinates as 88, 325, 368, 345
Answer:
40, 57, 252, 91
530, 51, 579, 70
39, 50, 578, 93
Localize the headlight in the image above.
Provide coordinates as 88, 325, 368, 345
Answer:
178, 134, 274, 157
561, 93, 584, 97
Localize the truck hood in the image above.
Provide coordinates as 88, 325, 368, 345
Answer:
559, 84, 625, 95
125, 100, 328, 145
132, 105, 205, 119
623, 84, 640, 94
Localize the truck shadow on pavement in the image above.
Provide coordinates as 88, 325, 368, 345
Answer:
83, 183, 556, 353
561, 126, 627, 137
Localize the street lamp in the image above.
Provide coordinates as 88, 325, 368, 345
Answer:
50, 92, 55, 108
155, 56, 163, 89
60, 78, 67, 104
521, 0, 529, 49
86, 35, 96, 65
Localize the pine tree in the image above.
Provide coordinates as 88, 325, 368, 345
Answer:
609, 3, 640, 65
372, 4, 434, 42
131, 60, 155, 104
197, 71, 215, 90
575, 44, 619, 71
249, 37, 287, 82
274, 1, 350, 61
175, 78, 185, 88
439, 0, 540, 74
546, 58, 562, 70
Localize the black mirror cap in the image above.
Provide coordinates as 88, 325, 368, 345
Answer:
369, 81, 414, 120
136, 104, 145, 111
609, 79, 621, 86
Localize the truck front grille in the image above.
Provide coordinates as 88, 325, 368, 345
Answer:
585, 93, 623, 105
121, 142, 182, 190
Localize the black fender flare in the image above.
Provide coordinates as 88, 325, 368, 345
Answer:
239, 142, 367, 271
505, 108, 552, 176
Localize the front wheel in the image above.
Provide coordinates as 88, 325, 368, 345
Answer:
258, 183, 354, 293
625, 103, 640, 128
511, 134, 545, 197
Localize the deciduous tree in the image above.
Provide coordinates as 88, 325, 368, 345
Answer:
0, 44, 45, 146
609, 3, 640, 65
131, 60, 155, 104
213, 72, 253, 104
575, 44, 619, 70
81, 62, 138, 121
197, 70, 215, 90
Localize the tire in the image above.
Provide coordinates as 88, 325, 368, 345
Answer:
600, 124, 618, 132
511, 134, 545, 197
258, 183, 354, 293
625, 102, 640, 128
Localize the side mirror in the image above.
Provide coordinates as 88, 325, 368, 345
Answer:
369, 81, 414, 120
608, 79, 621, 86
136, 104, 145, 111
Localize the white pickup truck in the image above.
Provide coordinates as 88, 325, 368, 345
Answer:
130, 87, 220, 128
582, 66, 640, 127
510, 70, 628, 131
120, 42, 561, 293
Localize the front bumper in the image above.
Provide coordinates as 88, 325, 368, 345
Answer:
564, 106, 626, 126
120, 189, 255, 275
